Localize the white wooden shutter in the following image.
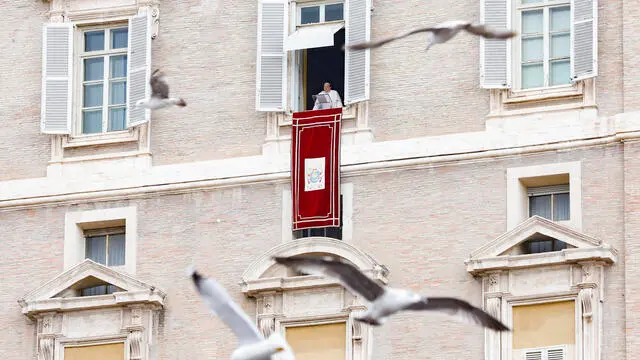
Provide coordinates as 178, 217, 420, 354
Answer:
344, 0, 371, 104
570, 0, 598, 80
546, 348, 565, 360
256, 0, 288, 112
524, 351, 543, 360
41, 23, 73, 134
127, 11, 152, 128
480, 0, 510, 89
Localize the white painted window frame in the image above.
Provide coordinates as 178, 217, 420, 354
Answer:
506, 161, 581, 231
58, 336, 129, 360
75, 24, 129, 137
297, 0, 345, 26
512, 0, 572, 91
282, 182, 353, 242
64, 206, 138, 275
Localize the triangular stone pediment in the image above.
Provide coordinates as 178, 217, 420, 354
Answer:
19, 259, 166, 317
470, 216, 600, 259
465, 216, 617, 275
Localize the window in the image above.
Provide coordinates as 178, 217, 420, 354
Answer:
299, 2, 344, 25
522, 233, 567, 254
512, 301, 574, 360
79, 26, 129, 134
294, 195, 343, 239
41, 13, 151, 136
81, 284, 118, 296
528, 184, 570, 221
518, 1, 570, 89
479, 0, 597, 90
84, 227, 126, 267
285, 322, 347, 359
256, 0, 371, 112
64, 343, 125, 360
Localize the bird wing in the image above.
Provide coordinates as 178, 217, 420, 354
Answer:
464, 24, 518, 39
149, 69, 170, 99
345, 26, 439, 50
189, 268, 264, 345
273, 256, 385, 303
403, 297, 510, 332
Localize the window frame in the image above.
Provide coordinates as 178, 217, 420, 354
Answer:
281, 318, 349, 359
527, 190, 570, 221
74, 22, 130, 137
513, 0, 572, 90
84, 226, 126, 267
297, 1, 345, 26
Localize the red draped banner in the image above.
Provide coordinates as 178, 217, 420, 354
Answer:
291, 107, 342, 231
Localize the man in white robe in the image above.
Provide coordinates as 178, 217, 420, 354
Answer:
312, 82, 343, 110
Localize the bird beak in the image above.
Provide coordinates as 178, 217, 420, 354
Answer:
275, 347, 285, 352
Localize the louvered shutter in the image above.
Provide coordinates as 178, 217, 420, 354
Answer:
256, 0, 288, 111
127, 12, 152, 128
344, 0, 371, 104
570, 0, 598, 80
546, 348, 565, 360
41, 23, 73, 134
524, 350, 543, 360
480, 0, 510, 88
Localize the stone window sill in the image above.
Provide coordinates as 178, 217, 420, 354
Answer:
62, 128, 139, 149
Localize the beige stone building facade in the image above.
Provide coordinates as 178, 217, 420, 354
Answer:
0, 0, 638, 359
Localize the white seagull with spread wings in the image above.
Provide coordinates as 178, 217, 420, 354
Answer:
136, 69, 187, 110
187, 266, 294, 360
345, 20, 517, 51
273, 255, 510, 331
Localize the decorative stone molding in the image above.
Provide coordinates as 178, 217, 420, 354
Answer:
466, 219, 616, 360
19, 260, 164, 360
242, 238, 385, 360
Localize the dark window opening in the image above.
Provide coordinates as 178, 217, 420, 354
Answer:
303, 28, 345, 110
523, 233, 567, 254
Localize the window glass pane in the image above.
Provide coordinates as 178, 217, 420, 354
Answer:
522, 36, 543, 62
85, 236, 107, 264
550, 59, 570, 86
325, 3, 344, 21
84, 30, 104, 52
553, 192, 571, 220
111, 28, 128, 49
84, 58, 104, 81
110, 55, 127, 78
550, 6, 571, 32
300, 6, 320, 24
529, 194, 552, 219
550, 33, 570, 58
521, 0, 541, 3
522, 10, 543, 34
110, 81, 126, 105
522, 63, 544, 89
108, 108, 126, 132
108, 234, 126, 266
82, 110, 103, 134
83, 84, 103, 107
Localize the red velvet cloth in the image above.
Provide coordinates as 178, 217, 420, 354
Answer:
291, 107, 342, 231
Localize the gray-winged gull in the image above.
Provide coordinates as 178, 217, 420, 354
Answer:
136, 69, 187, 110
187, 266, 295, 360
273, 255, 510, 331
345, 20, 517, 51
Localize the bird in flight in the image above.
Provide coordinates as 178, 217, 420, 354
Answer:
187, 266, 295, 360
136, 69, 187, 110
273, 255, 510, 331
345, 20, 517, 51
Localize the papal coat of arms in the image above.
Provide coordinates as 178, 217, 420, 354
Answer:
304, 157, 326, 191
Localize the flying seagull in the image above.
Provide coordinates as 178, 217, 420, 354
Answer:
273, 255, 509, 331
187, 266, 294, 360
136, 69, 187, 110
345, 20, 517, 51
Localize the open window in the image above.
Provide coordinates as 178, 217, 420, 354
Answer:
256, 0, 371, 112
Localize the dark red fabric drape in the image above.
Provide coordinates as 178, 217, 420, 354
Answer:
291, 107, 342, 231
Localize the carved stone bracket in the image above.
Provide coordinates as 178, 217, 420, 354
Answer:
579, 287, 594, 319
38, 335, 55, 360
129, 329, 144, 360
